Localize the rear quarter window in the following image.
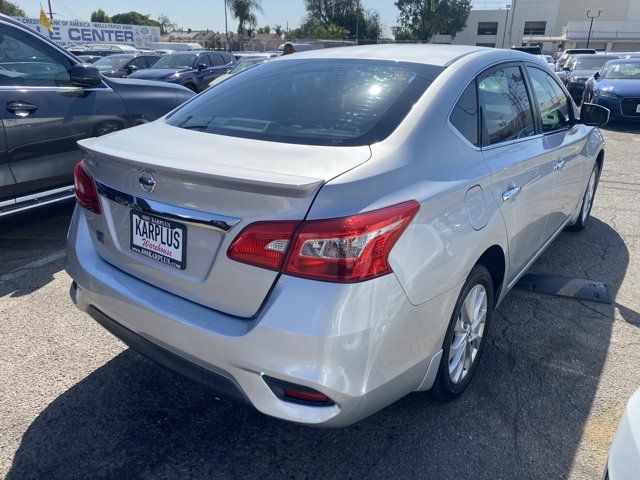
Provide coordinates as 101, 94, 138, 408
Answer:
166, 59, 443, 146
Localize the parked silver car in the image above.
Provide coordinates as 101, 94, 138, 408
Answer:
67, 45, 608, 427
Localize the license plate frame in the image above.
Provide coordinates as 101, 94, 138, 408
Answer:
130, 210, 187, 270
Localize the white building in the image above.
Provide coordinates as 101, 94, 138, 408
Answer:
432, 0, 640, 52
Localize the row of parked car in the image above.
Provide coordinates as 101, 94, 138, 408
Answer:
550, 48, 640, 121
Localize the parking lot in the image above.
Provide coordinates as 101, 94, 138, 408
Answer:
0, 124, 638, 479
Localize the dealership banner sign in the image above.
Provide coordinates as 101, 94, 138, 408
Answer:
14, 17, 161, 48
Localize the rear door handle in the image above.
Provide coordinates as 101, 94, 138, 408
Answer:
553, 159, 566, 171
6, 101, 38, 117
502, 186, 522, 203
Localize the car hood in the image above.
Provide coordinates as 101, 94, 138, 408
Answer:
597, 79, 640, 96
128, 68, 190, 80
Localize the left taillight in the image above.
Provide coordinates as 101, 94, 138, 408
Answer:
74, 160, 102, 214
227, 200, 420, 283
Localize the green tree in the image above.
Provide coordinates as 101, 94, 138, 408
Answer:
1, 1, 25, 16
256, 25, 271, 34
303, 0, 381, 42
274, 25, 284, 37
394, 0, 471, 43
111, 11, 161, 28
157, 14, 178, 34
227, 0, 263, 34
90, 8, 111, 23
392, 26, 417, 42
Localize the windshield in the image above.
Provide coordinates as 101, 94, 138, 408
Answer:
604, 62, 640, 79
575, 56, 617, 70
152, 54, 197, 69
166, 59, 442, 146
93, 55, 130, 71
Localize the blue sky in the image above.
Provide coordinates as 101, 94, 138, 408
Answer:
18, 0, 506, 37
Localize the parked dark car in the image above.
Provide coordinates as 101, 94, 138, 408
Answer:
563, 54, 620, 104
583, 58, 640, 121
93, 53, 160, 78
128, 51, 236, 92
512, 45, 542, 55
555, 48, 597, 72
0, 15, 194, 217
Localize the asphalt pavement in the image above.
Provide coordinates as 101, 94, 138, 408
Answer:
1, 124, 640, 480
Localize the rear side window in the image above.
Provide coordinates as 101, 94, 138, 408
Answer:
478, 66, 535, 146
145, 56, 160, 68
166, 59, 443, 146
450, 81, 478, 146
526, 67, 571, 133
209, 54, 225, 66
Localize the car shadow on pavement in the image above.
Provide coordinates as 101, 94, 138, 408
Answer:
6, 217, 635, 480
602, 120, 640, 134
0, 202, 74, 298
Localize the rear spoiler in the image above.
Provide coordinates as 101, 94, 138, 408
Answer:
78, 141, 324, 198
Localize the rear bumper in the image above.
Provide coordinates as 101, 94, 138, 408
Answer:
66, 208, 454, 426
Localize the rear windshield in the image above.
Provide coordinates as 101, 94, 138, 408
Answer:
93, 55, 130, 71
166, 59, 443, 146
153, 54, 197, 69
575, 56, 618, 70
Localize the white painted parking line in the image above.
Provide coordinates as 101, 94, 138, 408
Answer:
0, 250, 66, 284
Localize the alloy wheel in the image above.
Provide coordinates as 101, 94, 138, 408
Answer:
448, 284, 487, 384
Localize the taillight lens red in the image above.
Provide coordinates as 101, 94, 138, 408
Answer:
227, 221, 299, 271
227, 201, 420, 283
73, 161, 102, 214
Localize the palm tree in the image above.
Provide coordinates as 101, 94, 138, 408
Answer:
228, 0, 263, 35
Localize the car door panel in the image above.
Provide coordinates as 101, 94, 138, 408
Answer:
525, 65, 589, 236
483, 138, 553, 283
478, 63, 554, 284
0, 122, 15, 203
3, 87, 129, 196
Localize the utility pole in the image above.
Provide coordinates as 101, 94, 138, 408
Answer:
501, 4, 511, 48
47, 0, 54, 20
586, 9, 603, 49
507, 0, 518, 47
224, 0, 229, 51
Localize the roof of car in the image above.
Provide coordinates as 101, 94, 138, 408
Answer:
275, 44, 488, 67
603, 57, 640, 65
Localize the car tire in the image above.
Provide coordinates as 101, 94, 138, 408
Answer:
567, 163, 599, 232
432, 265, 494, 400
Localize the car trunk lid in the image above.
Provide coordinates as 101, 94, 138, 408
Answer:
78, 122, 371, 318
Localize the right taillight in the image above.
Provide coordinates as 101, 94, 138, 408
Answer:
227, 200, 420, 283
74, 160, 102, 214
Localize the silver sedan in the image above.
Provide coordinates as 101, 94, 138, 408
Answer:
67, 44, 608, 426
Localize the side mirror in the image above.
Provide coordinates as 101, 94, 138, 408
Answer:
580, 103, 609, 127
593, 71, 600, 80
70, 63, 102, 87
196, 63, 207, 71
126, 64, 138, 73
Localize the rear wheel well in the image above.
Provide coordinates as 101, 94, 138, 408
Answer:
475, 246, 506, 305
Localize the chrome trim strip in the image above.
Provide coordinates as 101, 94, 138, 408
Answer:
13, 185, 74, 205
95, 181, 242, 232
0, 193, 74, 217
